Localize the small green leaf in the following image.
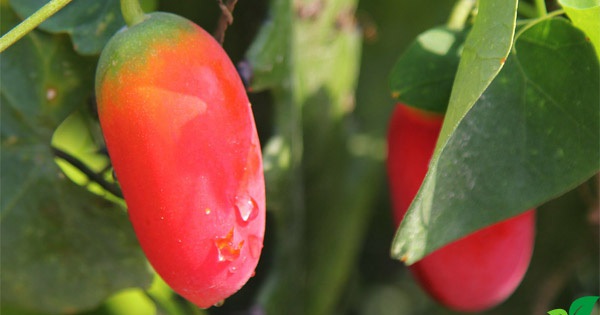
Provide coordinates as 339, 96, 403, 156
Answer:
9, 0, 157, 55
392, 17, 599, 264
569, 296, 599, 315
559, 0, 600, 60
389, 26, 469, 113
548, 310, 569, 315
245, 0, 291, 91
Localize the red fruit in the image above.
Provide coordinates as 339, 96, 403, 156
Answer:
386, 103, 535, 312
95, 13, 265, 308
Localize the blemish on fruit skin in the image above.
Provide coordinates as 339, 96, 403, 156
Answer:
214, 228, 244, 262
205, 208, 211, 215
46, 88, 57, 101
400, 255, 409, 263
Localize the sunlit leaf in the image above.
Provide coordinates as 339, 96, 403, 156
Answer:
559, 0, 600, 60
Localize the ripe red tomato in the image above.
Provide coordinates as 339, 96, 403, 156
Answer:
96, 12, 265, 308
387, 103, 535, 312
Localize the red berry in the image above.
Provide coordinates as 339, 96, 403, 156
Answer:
95, 13, 265, 308
387, 103, 534, 312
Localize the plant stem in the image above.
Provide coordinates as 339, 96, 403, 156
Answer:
535, 0, 547, 17
518, 2, 538, 18
0, 0, 72, 53
120, 0, 146, 27
447, 0, 476, 31
213, 0, 239, 45
52, 146, 124, 198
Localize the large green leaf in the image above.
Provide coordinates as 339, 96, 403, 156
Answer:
389, 26, 469, 113
559, 0, 600, 60
0, 6, 152, 313
391, 17, 600, 264
9, 0, 157, 55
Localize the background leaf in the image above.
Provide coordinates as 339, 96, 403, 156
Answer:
0, 5, 152, 313
9, 0, 157, 55
389, 26, 469, 113
559, 0, 600, 60
392, 17, 600, 264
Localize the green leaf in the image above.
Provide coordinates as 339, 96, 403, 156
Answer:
391, 17, 599, 264
559, 0, 600, 60
245, 0, 290, 92
391, 0, 519, 263
548, 310, 569, 315
9, 0, 157, 55
439, 0, 518, 145
389, 26, 469, 113
569, 296, 599, 315
1, 6, 152, 313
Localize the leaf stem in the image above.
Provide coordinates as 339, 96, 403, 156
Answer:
0, 0, 72, 53
534, 0, 547, 17
447, 0, 476, 31
513, 9, 564, 42
213, 0, 239, 44
51, 146, 124, 198
120, 0, 146, 27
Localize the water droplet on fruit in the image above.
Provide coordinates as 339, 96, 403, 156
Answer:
248, 235, 263, 259
235, 195, 259, 222
214, 228, 244, 262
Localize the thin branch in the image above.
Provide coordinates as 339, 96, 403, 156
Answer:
0, 0, 73, 53
213, 0, 239, 45
51, 146, 123, 198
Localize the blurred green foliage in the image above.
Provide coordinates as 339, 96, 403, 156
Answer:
1, 0, 598, 315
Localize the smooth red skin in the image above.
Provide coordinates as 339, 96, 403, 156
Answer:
96, 14, 265, 308
387, 103, 535, 312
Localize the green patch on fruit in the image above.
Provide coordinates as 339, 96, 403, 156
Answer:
95, 12, 195, 91
392, 16, 599, 264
